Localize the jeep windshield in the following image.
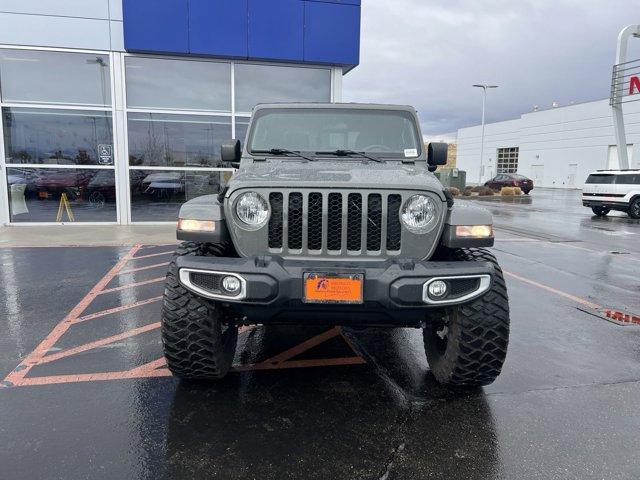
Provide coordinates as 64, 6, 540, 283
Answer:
247, 108, 422, 160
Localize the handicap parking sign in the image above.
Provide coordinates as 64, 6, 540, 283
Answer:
98, 144, 113, 165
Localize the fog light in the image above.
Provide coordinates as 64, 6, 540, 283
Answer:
222, 276, 241, 294
428, 280, 448, 298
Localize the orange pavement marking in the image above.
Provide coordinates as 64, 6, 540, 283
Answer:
39, 322, 161, 364
2, 244, 144, 387
503, 270, 601, 310
98, 277, 165, 294
232, 326, 366, 372
73, 296, 163, 323
130, 250, 174, 260
119, 262, 170, 275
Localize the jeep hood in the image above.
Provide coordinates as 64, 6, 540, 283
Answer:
226, 160, 446, 199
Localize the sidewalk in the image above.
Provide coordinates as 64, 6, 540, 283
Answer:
0, 224, 177, 247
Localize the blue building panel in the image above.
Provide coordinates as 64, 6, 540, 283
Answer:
189, 0, 248, 58
304, 1, 360, 66
248, 0, 303, 62
122, 0, 360, 68
122, 0, 189, 54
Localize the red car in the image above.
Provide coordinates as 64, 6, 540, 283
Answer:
485, 173, 533, 194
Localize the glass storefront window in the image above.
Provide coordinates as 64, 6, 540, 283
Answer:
129, 169, 232, 222
2, 108, 114, 166
125, 57, 231, 112
235, 118, 250, 149
127, 113, 232, 168
234, 64, 331, 113
0, 49, 111, 106
6, 167, 116, 222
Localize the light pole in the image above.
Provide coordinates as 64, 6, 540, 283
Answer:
473, 84, 498, 185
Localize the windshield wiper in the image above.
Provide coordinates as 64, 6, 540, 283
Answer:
315, 149, 385, 163
252, 148, 316, 162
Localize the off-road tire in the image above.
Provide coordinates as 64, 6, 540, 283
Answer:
424, 248, 509, 387
161, 241, 238, 380
592, 206, 610, 216
628, 198, 640, 219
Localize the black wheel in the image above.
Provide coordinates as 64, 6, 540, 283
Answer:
628, 198, 640, 219
523, 189, 531, 195
423, 248, 510, 387
592, 206, 610, 216
161, 241, 238, 380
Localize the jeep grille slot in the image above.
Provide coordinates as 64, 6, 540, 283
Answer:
367, 194, 383, 251
288, 192, 303, 249
308, 192, 323, 250
264, 190, 415, 257
327, 193, 343, 251
386, 194, 402, 251
268, 192, 283, 249
347, 193, 362, 251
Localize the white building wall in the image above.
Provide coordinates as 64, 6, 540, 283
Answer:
0, 0, 123, 51
457, 99, 640, 188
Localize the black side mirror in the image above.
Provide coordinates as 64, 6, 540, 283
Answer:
427, 142, 448, 172
221, 139, 242, 168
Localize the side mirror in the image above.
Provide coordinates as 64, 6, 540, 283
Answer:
427, 142, 448, 172
221, 139, 242, 168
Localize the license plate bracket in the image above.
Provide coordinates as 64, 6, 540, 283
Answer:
303, 273, 364, 304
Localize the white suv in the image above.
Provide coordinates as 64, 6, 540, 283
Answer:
582, 170, 640, 218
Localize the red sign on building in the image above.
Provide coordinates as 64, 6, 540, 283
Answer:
630, 76, 640, 95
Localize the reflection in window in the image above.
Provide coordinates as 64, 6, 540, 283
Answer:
125, 57, 231, 111
234, 64, 331, 113
6, 167, 116, 222
129, 169, 232, 221
235, 118, 250, 150
127, 113, 231, 168
0, 49, 111, 106
2, 108, 114, 166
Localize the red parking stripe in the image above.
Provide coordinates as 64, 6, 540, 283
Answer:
99, 277, 165, 294
131, 251, 174, 260
3, 244, 143, 387
73, 297, 163, 323
39, 323, 161, 364
119, 262, 170, 275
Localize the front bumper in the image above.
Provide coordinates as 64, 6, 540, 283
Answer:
176, 255, 495, 326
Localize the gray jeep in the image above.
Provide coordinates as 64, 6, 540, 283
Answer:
161, 103, 509, 387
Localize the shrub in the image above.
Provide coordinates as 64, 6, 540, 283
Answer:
513, 187, 523, 195
501, 187, 515, 196
462, 187, 473, 197
447, 187, 460, 196
471, 185, 484, 193
478, 187, 494, 196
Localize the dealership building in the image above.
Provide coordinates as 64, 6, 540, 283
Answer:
0, 0, 360, 225
456, 98, 640, 189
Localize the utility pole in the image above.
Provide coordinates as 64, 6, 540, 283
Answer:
473, 84, 498, 184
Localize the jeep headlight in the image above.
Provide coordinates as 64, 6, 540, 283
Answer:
235, 192, 269, 227
401, 195, 437, 233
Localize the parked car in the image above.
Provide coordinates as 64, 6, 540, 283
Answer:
484, 173, 533, 194
582, 169, 640, 218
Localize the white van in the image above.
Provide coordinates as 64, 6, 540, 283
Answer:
582, 170, 640, 218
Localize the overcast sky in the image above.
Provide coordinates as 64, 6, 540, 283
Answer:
342, 0, 640, 137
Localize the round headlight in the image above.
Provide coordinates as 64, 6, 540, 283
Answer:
236, 192, 269, 227
401, 195, 437, 233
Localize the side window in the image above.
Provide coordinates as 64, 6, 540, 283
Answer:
615, 174, 640, 185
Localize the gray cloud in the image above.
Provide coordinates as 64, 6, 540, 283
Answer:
343, 0, 640, 135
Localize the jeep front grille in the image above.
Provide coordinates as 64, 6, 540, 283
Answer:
267, 190, 403, 255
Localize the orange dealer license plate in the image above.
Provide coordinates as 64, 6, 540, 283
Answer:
303, 273, 364, 304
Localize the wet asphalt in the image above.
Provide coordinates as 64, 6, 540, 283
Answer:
1, 189, 639, 480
